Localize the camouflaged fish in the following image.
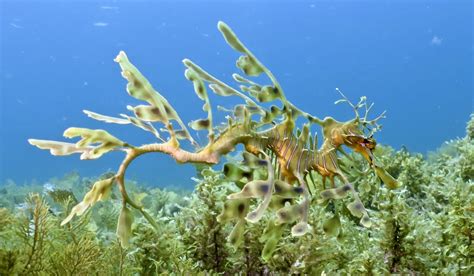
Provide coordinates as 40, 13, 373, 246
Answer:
29, 21, 398, 259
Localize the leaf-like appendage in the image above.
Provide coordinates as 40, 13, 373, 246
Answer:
182, 59, 216, 83
130, 105, 165, 122
242, 151, 268, 168
209, 84, 235, 97
233, 105, 246, 120
227, 180, 270, 200
183, 59, 261, 107
115, 51, 167, 110
260, 221, 285, 262
83, 110, 130, 124
234, 152, 275, 223
347, 200, 365, 218
185, 68, 214, 141
252, 85, 281, 103
61, 177, 114, 225
360, 214, 371, 228
218, 22, 263, 76
116, 205, 134, 247
320, 183, 352, 201
268, 196, 293, 210
28, 139, 92, 156
217, 22, 325, 126
185, 69, 206, 100
183, 57, 270, 133
323, 214, 341, 237
257, 105, 283, 126
115, 51, 194, 143
83, 110, 163, 141
217, 21, 246, 53
273, 180, 304, 198
228, 219, 246, 247
291, 221, 310, 237
232, 73, 260, 87
236, 55, 263, 77
119, 113, 163, 141
298, 123, 310, 146
375, 166, 399, 189
189, 119, 211, 131
217, 198, 249, 223
63, 127, 126, 159
276, 203, 301, 224
347, 200, 371, 227
222, 163, 252, 183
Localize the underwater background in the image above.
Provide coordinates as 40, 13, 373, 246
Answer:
0, 1, 473, 275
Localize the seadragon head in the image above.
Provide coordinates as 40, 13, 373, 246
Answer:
320, 90, 399, 189
320, 116, 375, 152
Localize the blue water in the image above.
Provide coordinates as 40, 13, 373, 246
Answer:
1, 1, 472, 188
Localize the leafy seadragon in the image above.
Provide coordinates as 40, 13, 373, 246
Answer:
29, 21, 398, 259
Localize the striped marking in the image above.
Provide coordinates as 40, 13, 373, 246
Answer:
278, 128, 288, 152
286, 141, 300, 169
303, 149, 311, 172
329, 152, 339, 171
259, 135, 268, 149
273, 127, 280, 149
281, 134, 293, 160
322, 154, 328, 173
312, 133, 318, 150
313, 151, 321, 170
297, 149, 307, 173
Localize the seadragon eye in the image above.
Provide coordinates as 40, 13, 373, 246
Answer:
363, 137, 377, 150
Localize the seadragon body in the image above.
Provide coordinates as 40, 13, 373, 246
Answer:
29, 21, 398, 259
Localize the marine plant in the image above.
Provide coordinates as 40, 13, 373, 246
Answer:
28, 21, 399, 258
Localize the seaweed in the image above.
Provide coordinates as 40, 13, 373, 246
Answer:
177, 168, 231, 273
16, 193, 53, 274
